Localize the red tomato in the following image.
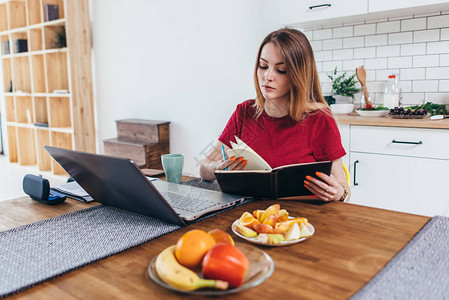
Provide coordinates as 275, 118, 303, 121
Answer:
202, 244, 249, 288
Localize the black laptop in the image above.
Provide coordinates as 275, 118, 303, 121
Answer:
44, 146, 245, 226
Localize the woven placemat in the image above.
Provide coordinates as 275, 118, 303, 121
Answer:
351, 215, 449, 300
0, 205, 181, 298
0, 179, 243, 298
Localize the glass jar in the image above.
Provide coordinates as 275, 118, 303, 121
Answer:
383, 75, 401, 109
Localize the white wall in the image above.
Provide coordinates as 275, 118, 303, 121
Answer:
90, 0, 280, 177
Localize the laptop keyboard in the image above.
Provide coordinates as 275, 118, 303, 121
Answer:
161, 191, 217, 213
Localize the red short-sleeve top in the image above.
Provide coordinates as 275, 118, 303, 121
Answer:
218, 100, 346, 169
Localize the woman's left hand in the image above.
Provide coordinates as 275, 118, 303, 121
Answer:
304, 171, 344, 202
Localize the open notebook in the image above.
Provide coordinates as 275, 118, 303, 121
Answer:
215, 137, 332, 198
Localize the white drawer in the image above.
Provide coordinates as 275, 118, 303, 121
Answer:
350, 125, 449, 160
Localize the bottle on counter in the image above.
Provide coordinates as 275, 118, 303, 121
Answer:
383, 74, 401, 109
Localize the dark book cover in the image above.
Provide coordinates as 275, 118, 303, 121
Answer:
14, 39, 27, 53
215, 161, 332, 198
45, 4, 59, 22
34, 122, 49, 128
1, 40, 9, 55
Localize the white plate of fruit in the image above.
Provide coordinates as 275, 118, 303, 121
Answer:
232, 204, 314, 246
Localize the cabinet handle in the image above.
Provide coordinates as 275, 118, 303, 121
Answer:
353, 160, 359, 186
309, 4, 331, 9
391, 139, 423, 145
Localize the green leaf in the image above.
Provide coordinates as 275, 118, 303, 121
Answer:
327, 67, 361, 98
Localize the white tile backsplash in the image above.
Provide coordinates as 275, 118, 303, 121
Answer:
366, 70, 376, 80
307, 12, 449, 105
413, 29, 440, 43
413, 55, 440, 68
400, 43, 426, 56
354, 24, 376, 36
441, 28, 449, 41
427, 67, 449, 80
354, 47, 376, 59
388, 32, 412, 45
428, 15, 449, 29
400, 68, 425, 80
377, 45, 400, 57
313, 29, 332, 40
343, 59, 365, 71
440, 80, 449, 92
400, 80, 412, 93
365, 58, 388, 69
413, 80, 439, 92
315, 61, 323, 72
441, 54, 449, 66
333, 26, 353, 38
388, 56, 412, 69
343, 37, 364, 48
376, 69, 400, 81
323, 61, 342, 72
424, 93, 449, 104
377, 21, 400, 34
323, 39, 343, 50
401, 93, 425, 104
333, 49, 353, 60
314, 50, 332, 62
427, 41, 449, 54
401, 18, 427, 32
310, 40, 322, 51
365, 34, 388, 47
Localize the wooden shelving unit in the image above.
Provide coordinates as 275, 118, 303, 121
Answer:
0, 0, 95, 174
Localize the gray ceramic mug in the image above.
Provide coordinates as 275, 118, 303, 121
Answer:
161, 154, 184, 183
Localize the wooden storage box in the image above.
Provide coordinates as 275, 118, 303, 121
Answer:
116, 119, 169, 144
104, 119, 170, 169
104, 137, 169, 169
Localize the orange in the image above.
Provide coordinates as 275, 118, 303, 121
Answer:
286, 217, 308, 226
253, 210, 265, 220
238, 212, 260, 228
208, 229, 235, 246
175, 229, 216, 268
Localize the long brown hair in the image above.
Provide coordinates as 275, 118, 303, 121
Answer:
253, 28, 329, 121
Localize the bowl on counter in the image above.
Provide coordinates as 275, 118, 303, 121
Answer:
330, 104, 354, 114
355, 110, 389, 117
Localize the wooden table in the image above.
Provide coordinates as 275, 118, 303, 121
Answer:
1, 196, 429, 299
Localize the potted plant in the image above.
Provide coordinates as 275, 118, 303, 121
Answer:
327, 67, 361, 114
328, 67, 361, 101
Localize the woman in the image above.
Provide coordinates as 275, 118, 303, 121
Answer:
200, 28, 350, 202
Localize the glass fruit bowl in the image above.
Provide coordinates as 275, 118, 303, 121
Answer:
148, 242, 274, 295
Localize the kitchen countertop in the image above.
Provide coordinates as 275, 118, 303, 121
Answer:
335, 113, 449, 129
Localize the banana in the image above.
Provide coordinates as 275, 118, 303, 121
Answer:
155, 245, 228, 291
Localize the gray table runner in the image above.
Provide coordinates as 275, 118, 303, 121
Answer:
0, 179, 230, 298
351, 215, 449, 300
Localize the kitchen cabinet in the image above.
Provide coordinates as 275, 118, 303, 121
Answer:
279, 0, 368, 26
347, 125, 449, 216
350, 152, 449, 216
369, 0, 449, 13
282, 0, 449, 29
338, 124, 350, 168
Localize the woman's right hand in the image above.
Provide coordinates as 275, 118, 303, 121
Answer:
200, 142, 247, 181
216, 156, 247, 171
